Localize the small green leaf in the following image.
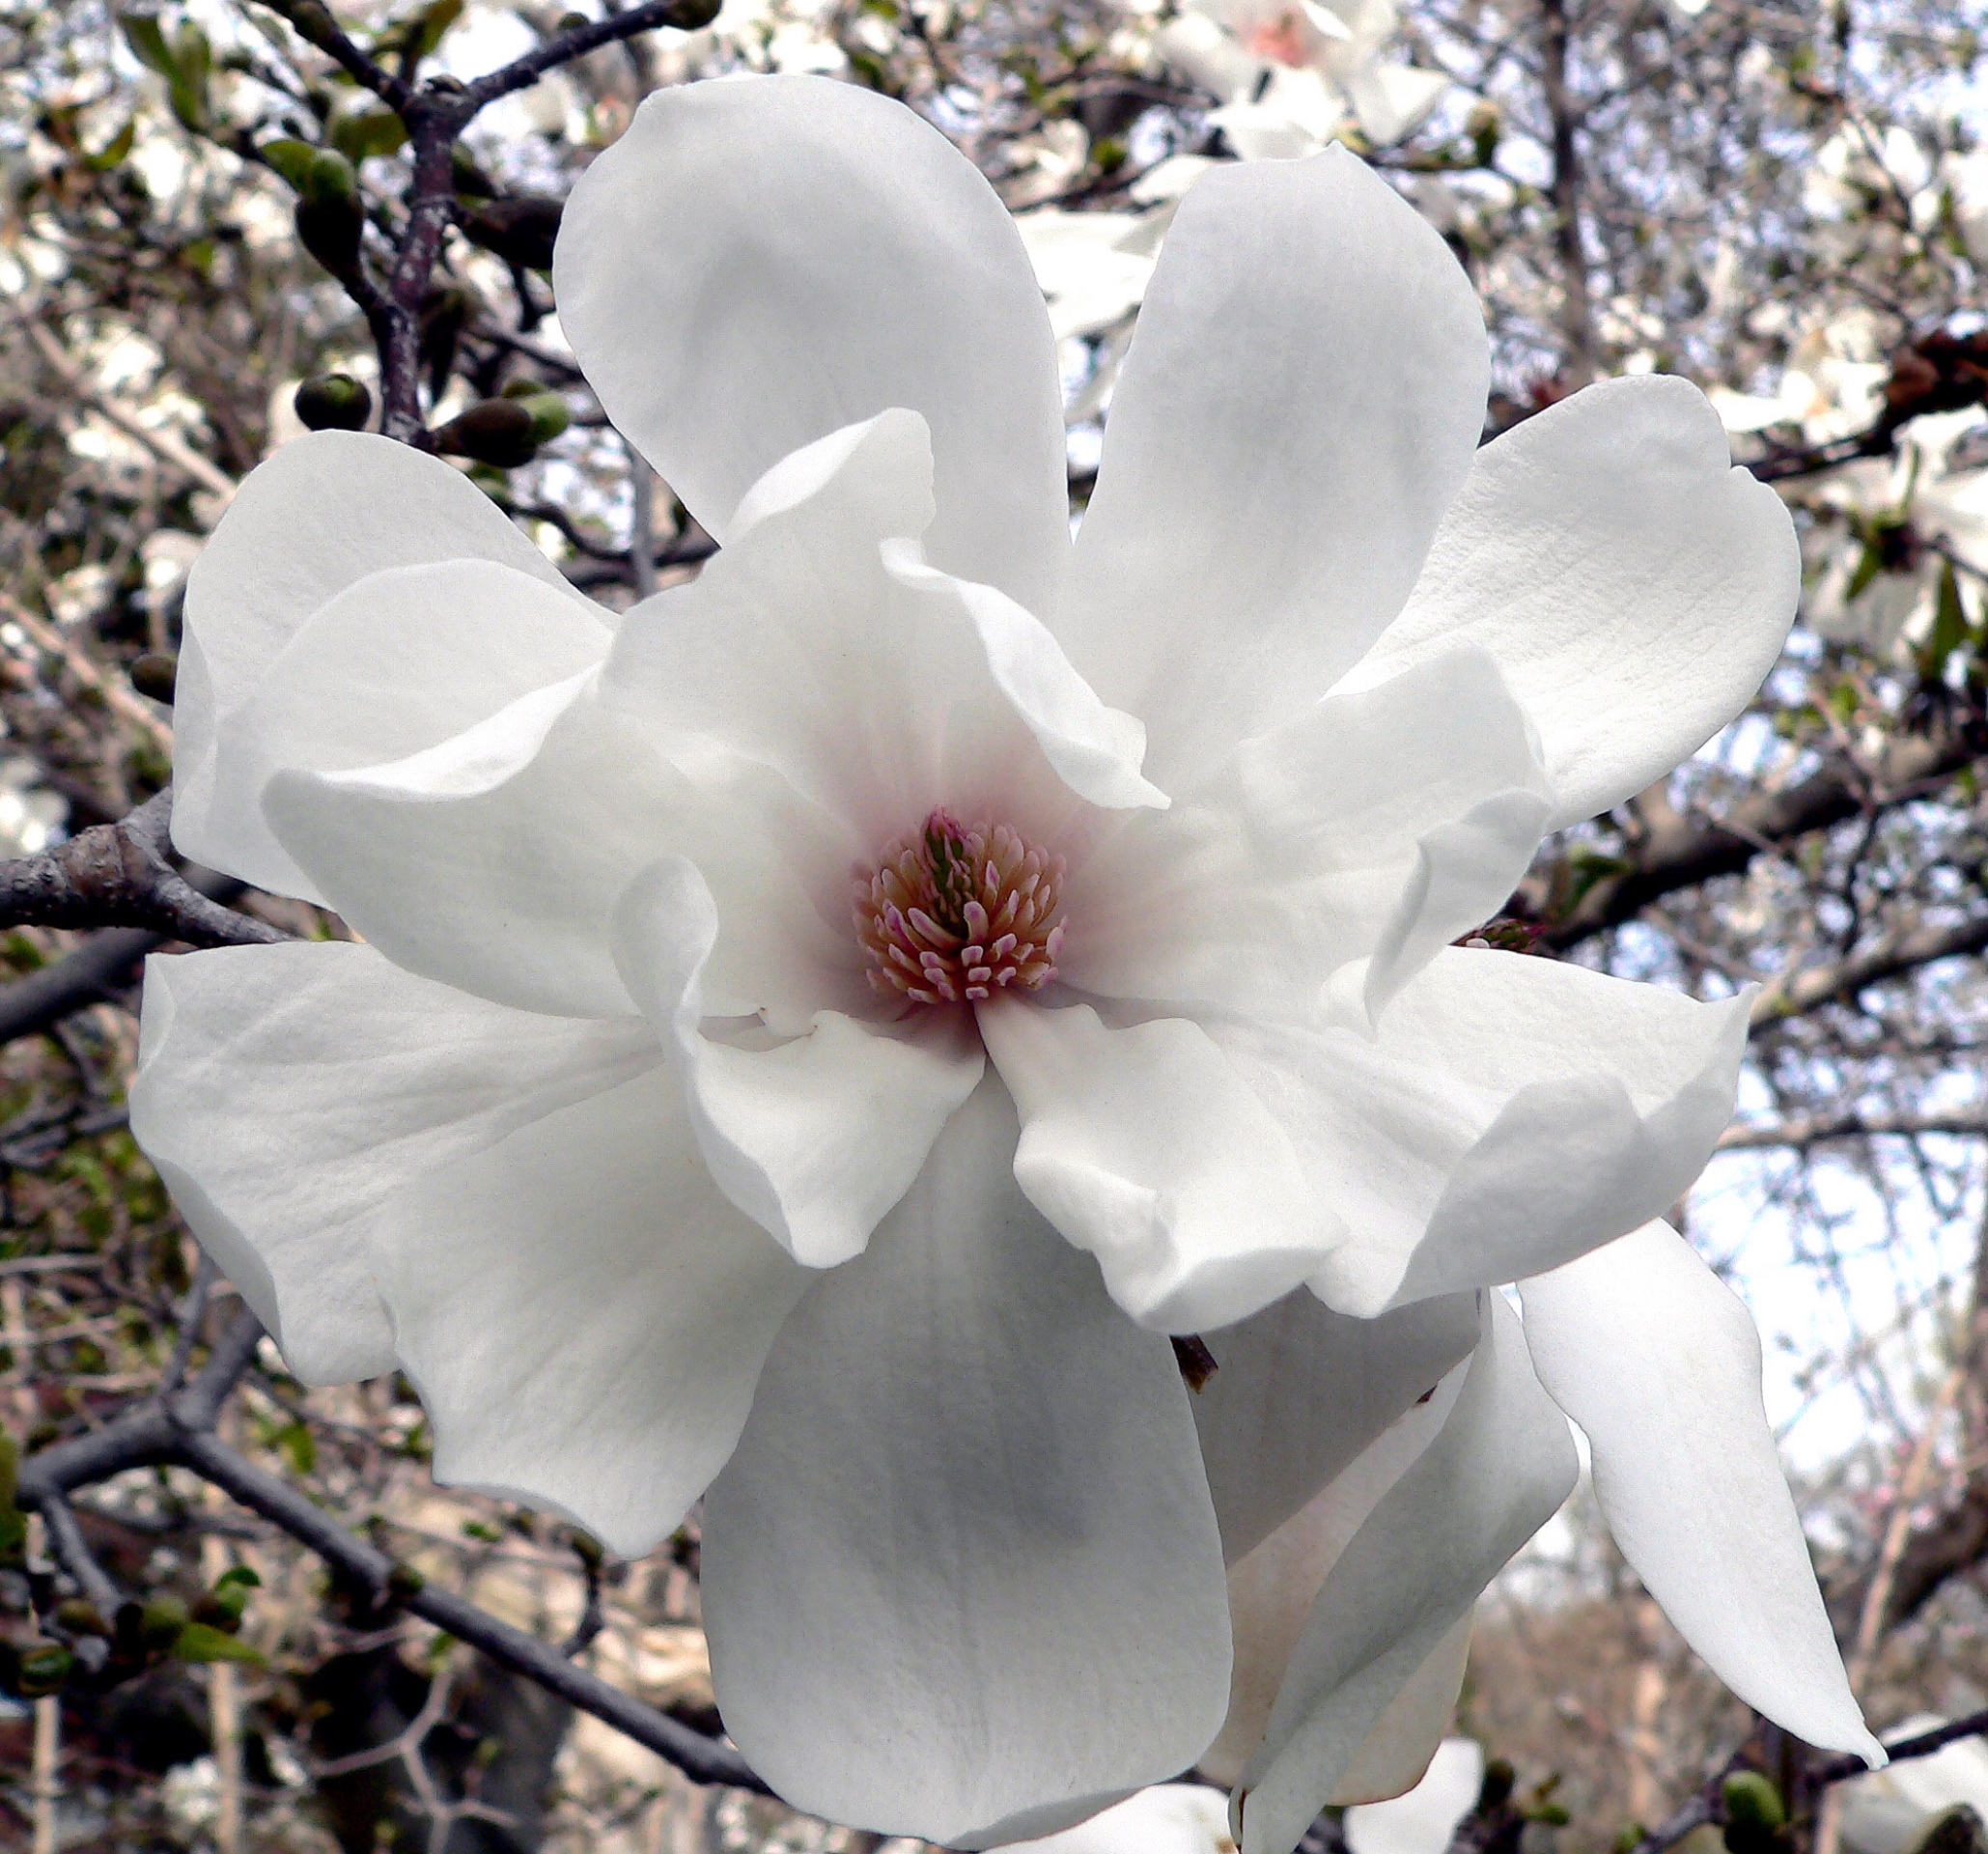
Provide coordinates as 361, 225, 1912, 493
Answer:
275, 1419, 317, 1475
120, 11, 179, 79
215, 1566, 262, 1592
86, 118, 137, 171
1918, 559, 1970, 681
172, 1622, 266, 1666
330, 106, 407, 164
1844, 539, 1886, 604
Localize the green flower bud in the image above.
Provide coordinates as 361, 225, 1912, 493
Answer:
295, 193, 363, 274
386, 1562, 425, 1599
1907, 1808, 1988, 1854
462, 195, 563, 272
1722, 1773, 1785, 1836
294, 374, 373, 432
54, 1598, 109, 1638
15, 1641, 73, 1697
129, 652, 178, 703
1478, 1758, 1517, 1813
434, 399, 539, 468
303, 147, 357, 205
139, 1594, 190, 1651
518, 392, 569, 445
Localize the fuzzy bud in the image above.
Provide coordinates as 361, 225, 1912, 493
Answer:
434, 399, 540, 468
294, 373, 373, 433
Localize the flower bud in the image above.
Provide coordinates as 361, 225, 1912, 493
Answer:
462, 195, 563, 272
302, 147, 357, 205
295, 190, 363, 274
54, 1598, 110, 1638
130, 652, 178, 702
14, 1641, 73, 1697
434, 399, 540, 467
139, 1594, 190, 1651
294, 373, 373, 433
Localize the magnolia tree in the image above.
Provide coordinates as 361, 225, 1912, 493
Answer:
0, 2, 1986, 1853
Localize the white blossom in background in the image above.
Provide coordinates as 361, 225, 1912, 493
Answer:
133, 73, 1879, 1854
1155, 0, 1448, 154
654, 0, 847, 81
1344, 1739, 1483, 1854
1791, 407, 1988, 657
1011, 1784, 1236, 1854
0, 758, 66, 859
1839, 1718, 1988, 1854
1710, 317, 1890, 447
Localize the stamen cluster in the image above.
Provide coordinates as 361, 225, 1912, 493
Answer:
855, 809, 1067, 1006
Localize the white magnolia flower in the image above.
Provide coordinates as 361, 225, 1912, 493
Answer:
132, 74, 1879, 1853
1794, 407, 1988, 655
1840, 1717, 1988, 1854
1157, 0, 1448, 153
1345, 1739, 1483, 1854
1012, 1783, 1235, 1854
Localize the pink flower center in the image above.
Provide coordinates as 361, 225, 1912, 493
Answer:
854, 809, 1067, 1007
1245, 10, 1310, 65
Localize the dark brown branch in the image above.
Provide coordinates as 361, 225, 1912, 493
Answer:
0, 791, 288, 949
461, 0, 724, 109
1533, 731, 1982, 949
1719, 1110, 1988, 1152
250, 0, 413, 109
1757, 913, 1988, 1023
14, 1304, 770, 1796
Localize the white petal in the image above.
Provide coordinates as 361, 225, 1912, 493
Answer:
1338, 64, 1450, 147
701, 1078, 1232, 1844
602, 411, 1159, 856
612, 857, 984, 1268
1331, 1624, 1474, 1809
1212, 949, 1752, 1316
1061, 650, 1550, 1026
129, 941, 658, 1383
374, 1066, 812, 1559
1238, 1296, 1578, 1854
1202, 1358, 1471, 1787
1191, 1289, 1480, 1564
553, 75, 1069, 615
1519, 1222, 1883, 1762
1358, 377, 1799, 828
1010, 1785, 1236, 1854
175, 432, 574, 892
204, 558, 609, 903
981, 998, 1343, 1332
1345, 1741, 1486, 1854
266, 670, 667, 1016
1057, 150, 1489, 787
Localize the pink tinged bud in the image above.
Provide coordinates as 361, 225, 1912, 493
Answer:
853, 808, 1068, 1010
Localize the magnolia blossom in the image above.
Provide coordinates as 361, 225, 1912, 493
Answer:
133, 73, 1879, 1854
1156, 0, 1448, 154
1792, 407, 1988, 656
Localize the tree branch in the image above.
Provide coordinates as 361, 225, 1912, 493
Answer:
461, 0, 724, 109
1533, 731, 1982, 949
0, 792, 289, 950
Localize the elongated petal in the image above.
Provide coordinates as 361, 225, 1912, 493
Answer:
1358, 377, 1799, 828
204, 559, 609, 902
1520, 1222, 1883, 1762
702, 1079, 1232, 1844
1058, 149, 1488, 786
980, 998, 1343, 1332
129, 941, 658, 1383
1010, 1785, 1236, 1854
1238, 1297, 1578, 1854
612, 857, 984, 1268
1061, 650, 1550, 1027
1212, 949, 1751, 1316
374, 1066, 812, 1559
175, 432, 574, 893
602, 411, 1159, 858
554, 75, 1069, 614
1203, 1362, 1471, 1787
1191, 1289, 1479, 1563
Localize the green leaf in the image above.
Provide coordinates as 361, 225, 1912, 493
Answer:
1918, 559, 1970, 681
86, 118, 137, 171
260, 137, 319, 189
120, 11, 180, 79
172, 1622, 266, 1666
330, 106, 407, 164
215, 1566, 262, 1592
275, 1419, 316, 1475
1844, 539, 1886, 604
